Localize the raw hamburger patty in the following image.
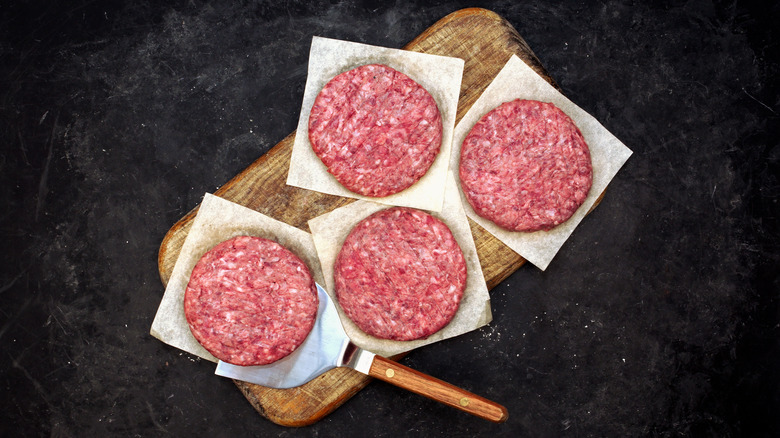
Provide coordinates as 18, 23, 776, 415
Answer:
334, 207, 466, 341
308, 64, 442, 197
184, 236, 318, 366
459, 99, 593, 232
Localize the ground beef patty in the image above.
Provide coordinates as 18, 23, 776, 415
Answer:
459, 99, 593, 232
184, 236, 318, 366
334, 207, 466, 341
308, 64, 442, 197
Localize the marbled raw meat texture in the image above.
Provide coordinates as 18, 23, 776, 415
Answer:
459, 99, 592, 232
334, 207, 466, 341
308, 64, 442, 197
184, 236, 318, 366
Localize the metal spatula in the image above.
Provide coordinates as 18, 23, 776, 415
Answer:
215, 284, 508, 423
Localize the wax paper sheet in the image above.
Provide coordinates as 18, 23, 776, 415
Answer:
150, 193, 325, 362
449, 55, 633, 270
287, 36, 464, 213
307, 171, 491, 358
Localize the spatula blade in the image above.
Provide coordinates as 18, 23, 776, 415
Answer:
215, 284, 349, 388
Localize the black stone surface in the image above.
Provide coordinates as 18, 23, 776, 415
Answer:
2, 1, 778, 436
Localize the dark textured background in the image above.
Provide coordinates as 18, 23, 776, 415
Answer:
2, 1, 778, 436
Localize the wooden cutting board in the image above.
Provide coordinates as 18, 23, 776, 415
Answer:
157, 7, 603, 427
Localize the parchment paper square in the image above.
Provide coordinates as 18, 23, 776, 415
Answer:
287, 36, 465, 213
307, 171, 491, 358
449, 55, 633, 270
150, 193, 325, 363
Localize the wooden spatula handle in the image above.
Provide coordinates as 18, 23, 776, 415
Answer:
368, 355, 509, 423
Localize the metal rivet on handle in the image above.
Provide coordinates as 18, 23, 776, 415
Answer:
459, 397, 470, 407
385, 369, 395, 378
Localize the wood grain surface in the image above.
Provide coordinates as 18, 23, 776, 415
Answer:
157, 7, 600, 427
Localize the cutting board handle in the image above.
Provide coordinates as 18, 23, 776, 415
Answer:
368, 355, 509, 423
